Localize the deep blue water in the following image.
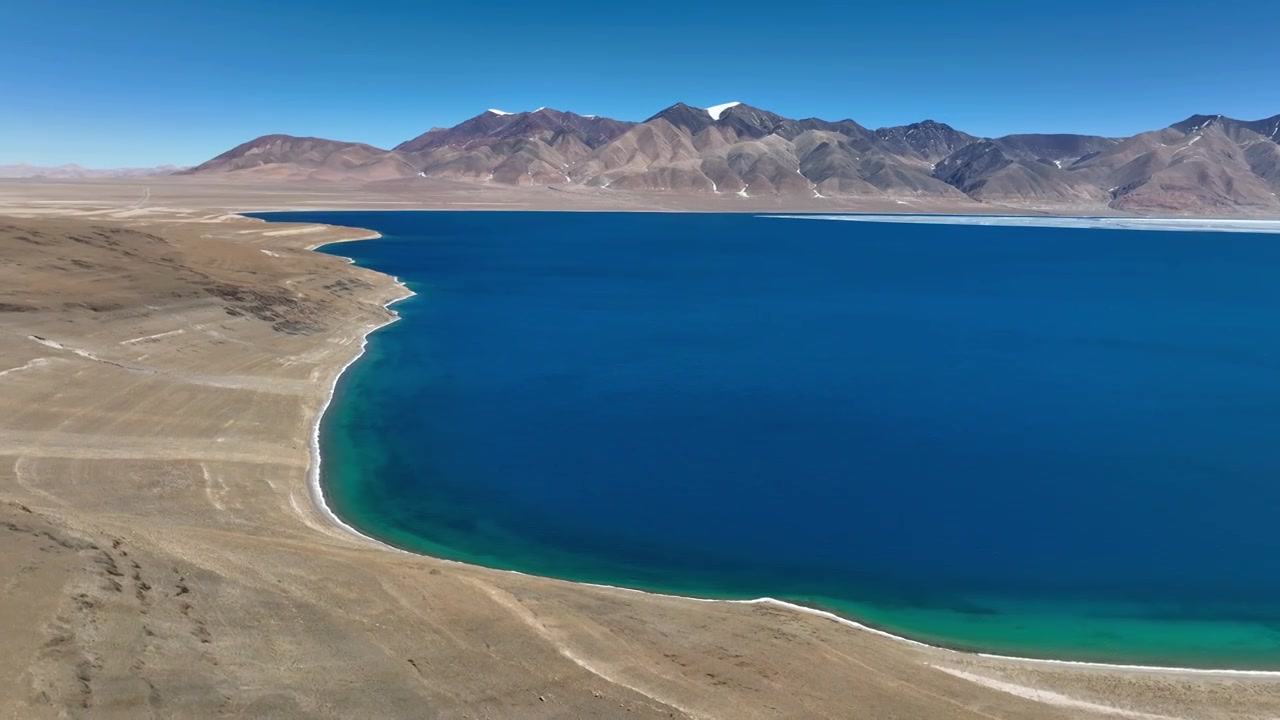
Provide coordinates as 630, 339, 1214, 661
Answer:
256, 211, 1280, 668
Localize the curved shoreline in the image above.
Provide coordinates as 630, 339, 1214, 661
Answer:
296, 218, 1280, 680
305, 232, 418, 551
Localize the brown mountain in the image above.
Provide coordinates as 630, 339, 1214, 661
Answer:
1245, 141, 1280, 191
873, 120, 977, 163
181, 105, 1280, 215
990, 134, 1119, 166
643, 103, 721, 136
932, 141, 1108, 205
792, 131, 882, 195
1170, 115, 1280, 193
1109, 128, 1279, 213
1068, 118, 1280, 213
176, 135, 416, 181
563, 103, 968, 199
392, 108, 635, 186
773, 117, 879, 147
576, 118, 709, 192
407, 138, 575, 185
394, 112, 519, 154
709, 104, 789, 141
1172, 114, 1280, 143
396, 108, 633, 154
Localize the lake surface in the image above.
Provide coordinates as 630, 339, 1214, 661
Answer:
256, 210, 1280, 669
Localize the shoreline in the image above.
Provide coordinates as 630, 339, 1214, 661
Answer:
304, 231, 417, 552
244, 204, 1280, 224
769, 213, 1280, 233
290, 213, 1280, 681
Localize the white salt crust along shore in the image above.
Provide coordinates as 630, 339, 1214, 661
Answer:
766, 214, 1280, 233
294, 217, 1280, 682
304, 231, 415, 545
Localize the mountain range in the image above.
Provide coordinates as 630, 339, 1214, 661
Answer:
179, 103, 1280, 214
0, 163, 186, 179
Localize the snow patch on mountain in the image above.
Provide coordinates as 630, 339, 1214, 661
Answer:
706, 102, 742, 120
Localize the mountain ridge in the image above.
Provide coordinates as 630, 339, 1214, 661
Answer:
176, 134, 417, 181
180, 104, 1280, 215
0, 163, 187, 179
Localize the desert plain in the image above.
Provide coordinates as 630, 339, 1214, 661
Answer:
1, 176, 1278, 719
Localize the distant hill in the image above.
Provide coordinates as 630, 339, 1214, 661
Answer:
175, 135, 416, 181
180, 104, 1280, 215
0, 163, 185, 179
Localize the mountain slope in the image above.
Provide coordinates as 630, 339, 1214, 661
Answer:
179, 104, 1280, 214
990, 134, 1118, 166
394, 108, 635, 185
1244, 140, 1280, 190
874, 121, 977, 163
1172, 114, 1280, 143
575, 118, 710, 191
177, 135, 416, 181
1069, 120, 1280, 213
1107, 125, 1279, 213
933, 141, 1108, 204
397, 108, 633, 154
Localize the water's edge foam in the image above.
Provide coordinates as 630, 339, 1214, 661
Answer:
306, 232, 417, 551
284, 213, 1280, 679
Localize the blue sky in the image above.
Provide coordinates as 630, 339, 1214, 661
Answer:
3, 0, 1277, 167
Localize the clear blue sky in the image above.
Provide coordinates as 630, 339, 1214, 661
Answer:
3, 0, 1277, 167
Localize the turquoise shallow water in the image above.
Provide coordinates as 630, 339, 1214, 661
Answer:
257, 211, 1280, 670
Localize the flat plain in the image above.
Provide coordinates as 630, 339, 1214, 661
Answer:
1, 176, 1278, 719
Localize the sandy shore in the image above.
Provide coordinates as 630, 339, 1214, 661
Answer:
1, 177, 1278, 719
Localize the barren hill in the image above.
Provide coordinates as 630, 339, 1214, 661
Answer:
181, 105, 1280, 215
177, 135, 417, 182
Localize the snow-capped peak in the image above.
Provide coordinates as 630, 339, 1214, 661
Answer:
486, 109, 513, 116
706, 102, 742, 120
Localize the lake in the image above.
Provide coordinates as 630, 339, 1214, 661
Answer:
253, 210, 1280, 670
